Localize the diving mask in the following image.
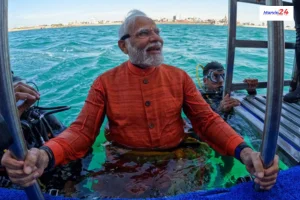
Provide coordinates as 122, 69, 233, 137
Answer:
205, 69, 225, 83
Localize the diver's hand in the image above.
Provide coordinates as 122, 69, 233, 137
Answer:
219, 94, 240, 112
1, 148, 49, 187
244, 78, 258, 95
240, 148, 279, 190
14, 82, 40, 116
243, 78, 258, 90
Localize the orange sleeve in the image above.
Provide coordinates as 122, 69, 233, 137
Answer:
45, 76, 106, 166
182, 73, 244, 156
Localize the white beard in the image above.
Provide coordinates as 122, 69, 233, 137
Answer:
127, 41, 164, 68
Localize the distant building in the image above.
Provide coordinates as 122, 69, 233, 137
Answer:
176, 19, 189, 23
217, 15, 228, 25
173, 15, 176, 22
206, 19, 216, 24
187, 17, 196, 22
159, 18, 169, 22
51, 23, 63, 28
38, 25, 48, 29
243, 22, 251, 26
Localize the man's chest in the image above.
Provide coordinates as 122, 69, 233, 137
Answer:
105, 78, 184, 122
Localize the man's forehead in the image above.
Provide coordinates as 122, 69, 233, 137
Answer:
209, 69, 225, 73
129, 16, 157, 32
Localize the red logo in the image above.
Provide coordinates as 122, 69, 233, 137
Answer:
278, 9, 289, 15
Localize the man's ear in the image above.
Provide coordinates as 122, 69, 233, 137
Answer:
118, 40, 129, 54
203, 77, 207, 84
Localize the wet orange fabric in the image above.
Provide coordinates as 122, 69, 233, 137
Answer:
45, 61, 244, 166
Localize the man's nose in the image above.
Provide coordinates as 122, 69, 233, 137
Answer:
149, 33, 163, 43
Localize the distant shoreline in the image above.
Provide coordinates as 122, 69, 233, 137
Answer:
8, 22, 295, 32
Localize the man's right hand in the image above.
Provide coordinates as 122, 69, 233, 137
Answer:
14, 82, 40, 116
1, 148, 49, 187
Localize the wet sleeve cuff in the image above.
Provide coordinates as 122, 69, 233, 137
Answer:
225, 135, 245, 156
44, 140, 65, 166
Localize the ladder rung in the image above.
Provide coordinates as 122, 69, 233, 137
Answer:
235, 40, 295, 49
231, 80, 291, 91
235, 105, 300, 163
237, 0, 293, 6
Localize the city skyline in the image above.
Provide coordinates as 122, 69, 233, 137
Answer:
8, 0, 295, 29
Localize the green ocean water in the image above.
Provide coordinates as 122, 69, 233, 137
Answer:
9, 25, 294, 198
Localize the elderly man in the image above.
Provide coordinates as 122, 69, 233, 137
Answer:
202, 61, 258, 113
1, 10, 278, 190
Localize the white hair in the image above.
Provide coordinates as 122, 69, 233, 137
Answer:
119, 10, 148, 39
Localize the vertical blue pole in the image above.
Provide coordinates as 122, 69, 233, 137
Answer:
225, 0, 237, 96
261, 0, 284, 170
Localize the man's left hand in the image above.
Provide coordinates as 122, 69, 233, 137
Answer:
240, 148, 279, 190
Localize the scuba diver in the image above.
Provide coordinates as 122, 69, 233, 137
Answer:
0, 79, 40, 161
197, 61, 259, 183
284, 0, 300, 102
0, 75, 77, 194
200, 61, 258, 113
0, 75, 68, 154
0, 78, 41, 186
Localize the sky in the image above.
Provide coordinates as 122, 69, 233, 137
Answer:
8, 0, 294, 28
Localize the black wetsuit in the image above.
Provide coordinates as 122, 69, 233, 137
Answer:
202, 94, 222, 112
199, 90, 227, 116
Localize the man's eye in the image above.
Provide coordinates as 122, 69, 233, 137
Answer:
138, 30, 150, 37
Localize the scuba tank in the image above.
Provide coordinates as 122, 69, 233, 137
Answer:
20, 105, 70, 149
